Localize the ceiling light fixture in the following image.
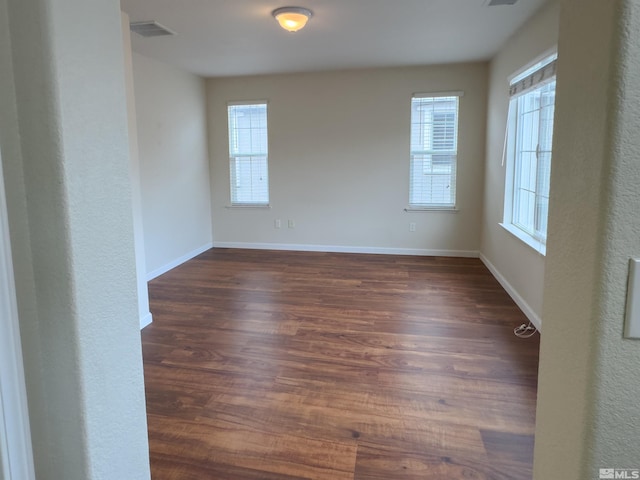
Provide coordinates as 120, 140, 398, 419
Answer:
272, 6, 313, 33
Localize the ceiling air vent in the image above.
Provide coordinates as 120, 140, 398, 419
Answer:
487, 0, 519, 5
130, 21, 176, 38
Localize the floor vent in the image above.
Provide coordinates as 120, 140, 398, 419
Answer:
130, 21, 176, 38
488, 0, 519, 5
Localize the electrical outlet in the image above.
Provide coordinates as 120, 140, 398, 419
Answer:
409, 222, 416, 232
275, 219, 281, 229
288, 219, 295, 229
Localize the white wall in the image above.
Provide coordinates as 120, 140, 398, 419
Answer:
0, 1, 42, 476
480, 0, 560, 327
122, 13, 152, 329
207, 64, 488, 256
132, 53, 212, 278
0, 0, 151, 478
0, 151, 34, 479
534, 0, 640, 476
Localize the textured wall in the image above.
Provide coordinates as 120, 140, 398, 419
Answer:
534, 0, 640, 477
121, 12, 152, 329
589, 0, 640, 468
0, 0, 151, 478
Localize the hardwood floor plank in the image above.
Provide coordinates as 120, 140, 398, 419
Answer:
150, 452, 314, 480
143, 248, 540, 479
480, 429, 535, 466
149, 414, 358, 480
353, 440, 514, 480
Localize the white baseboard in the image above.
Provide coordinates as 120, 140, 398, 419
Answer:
213, 241, 479, 258
146, 242, 213, 281
139, 312, 153, 330
479, 253, 542, 332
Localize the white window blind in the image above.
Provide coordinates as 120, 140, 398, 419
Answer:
228, 103, 269, 205
509, 58, 557, 99
503, 53, 557, 253
409, 94, 460, 208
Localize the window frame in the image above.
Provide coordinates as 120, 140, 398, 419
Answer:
227, 101, 270, 207
407, 92, 462, 212
501, 52, 557, 256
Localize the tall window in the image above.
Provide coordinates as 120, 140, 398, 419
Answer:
503, 54, 557, 254
228, 102, 269, 205
409, 94, 460, 209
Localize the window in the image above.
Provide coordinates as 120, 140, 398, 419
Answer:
503, 54, 557, 254
227, 102, 269, 205
409, 94, 460, 209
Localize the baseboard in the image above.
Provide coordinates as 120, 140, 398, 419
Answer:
146, 242, 213, 281
479, 253, 542, 332
213, 241, 479, 258
139, 312, 153, 330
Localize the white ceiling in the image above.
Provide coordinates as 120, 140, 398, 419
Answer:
120, 0, 548, 78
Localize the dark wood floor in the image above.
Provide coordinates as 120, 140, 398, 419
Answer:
142, 248, 540, 480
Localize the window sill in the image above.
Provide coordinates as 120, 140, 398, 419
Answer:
226, 204, 271, 210
499, 222, 546, 256
405, 206, 459, 213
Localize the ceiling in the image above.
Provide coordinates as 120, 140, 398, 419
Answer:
120, 0, 548, 78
